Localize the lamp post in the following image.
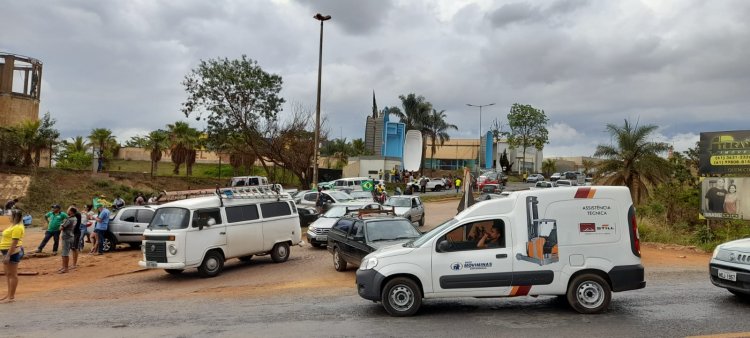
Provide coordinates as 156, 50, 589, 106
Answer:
312, 13, 331, 189
466, 103, 495, 177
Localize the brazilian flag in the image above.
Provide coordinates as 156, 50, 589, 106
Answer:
361, 180, 374, 192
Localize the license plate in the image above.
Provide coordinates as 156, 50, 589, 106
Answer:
146, 261, 158, 268
718, 269, 737, 282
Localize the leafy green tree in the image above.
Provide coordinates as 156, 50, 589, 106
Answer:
37, 113, 60, 167
594, 119, 671, 204
56, 136, 92, 170
503, 104, 549, 174
424, 109, 457, 172
350, 138, 369, 156
167, 122, 200, 176
128, 130, 169, 177
15, 120, 43, 167
88, 127, 118, 169
542, 158, 556, 177
182, 55, 284, 176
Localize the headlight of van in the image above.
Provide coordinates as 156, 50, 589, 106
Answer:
361, 257, 378, 270
712, 245, 721, 259
168, 244, 177, 255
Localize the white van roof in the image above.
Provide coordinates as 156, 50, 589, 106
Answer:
156, 195, 290, 210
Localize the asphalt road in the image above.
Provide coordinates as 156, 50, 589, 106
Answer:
4, 268, 750, 337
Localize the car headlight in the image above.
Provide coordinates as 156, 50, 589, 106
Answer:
712, 246, 721, 259
361, 257, 378, 270
168, 244, 177, 255
309, 225, 317, 232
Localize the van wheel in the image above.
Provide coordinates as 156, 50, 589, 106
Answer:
238, 255, 253, 262
333, 248, 347, 272
567, 274, 611, 314
165, 269, 183, 275
271, 242, 290, 263
102, 233, 117, 252
382, 277, 422, 317
198, 250, 224, 278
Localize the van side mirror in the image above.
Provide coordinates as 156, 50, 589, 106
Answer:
437, 240, 451, 253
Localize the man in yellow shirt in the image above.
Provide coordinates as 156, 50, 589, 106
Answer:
1, 209, 25, 303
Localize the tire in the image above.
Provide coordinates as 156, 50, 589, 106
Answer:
198, 250, 224, 278
238, 255, 253, 262
129, 242, 141, 249
333, 248, 347, 272
165, 269, 183, 275
436, 185, 443, 191
270, 242, 290, 263
102, 233, 117, 252
566, 274, 611, 314
418, 215, 425, 227
381, 277, 422, 317
310, 242, 322, 248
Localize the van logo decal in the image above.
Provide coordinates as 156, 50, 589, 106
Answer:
579, 223, 596, 233
461, 261, 492, 270
450, 262, 462, 271
574, 187, 596, 199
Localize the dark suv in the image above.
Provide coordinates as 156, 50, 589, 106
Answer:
327, 212, 422, 272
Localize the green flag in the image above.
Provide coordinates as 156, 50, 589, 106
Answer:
361, 181, 374, 192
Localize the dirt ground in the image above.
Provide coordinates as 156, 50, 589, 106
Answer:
3, 199, 712, 304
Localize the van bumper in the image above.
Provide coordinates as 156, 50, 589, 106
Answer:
608, 264, 646, 292
138, 261, 187, 270
356, 268, 387, 301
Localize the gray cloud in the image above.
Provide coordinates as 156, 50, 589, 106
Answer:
295, 0, 395, 35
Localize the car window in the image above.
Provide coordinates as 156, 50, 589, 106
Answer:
137, 209, 154, 223
119, 209, 136, 222
226, 204, 260, 223
260, 202, 291, 218
332, 219, 353, 234
192, 208, 222, 228
304, 192, 318, 202
348, 221, 364, 239
438, 219, 506, 252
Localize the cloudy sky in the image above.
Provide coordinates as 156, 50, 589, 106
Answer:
2, 0, 749, 157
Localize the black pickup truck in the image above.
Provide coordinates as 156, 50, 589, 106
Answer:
326, 213, 422, 272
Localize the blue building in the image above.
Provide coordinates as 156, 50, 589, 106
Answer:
364, 106, 405, 161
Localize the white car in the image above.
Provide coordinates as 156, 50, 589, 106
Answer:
409, 178, 447, 192
383, 196, 425, 226
306, 206, 350, 247
526, 174, 545, 183
550, 173, 561, 181
531, 181, 554, 189
710, 237, 750, 299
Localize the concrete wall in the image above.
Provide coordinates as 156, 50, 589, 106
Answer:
0, 95, 38, 126
117, 147, 230, 164
344, 156, 401, 178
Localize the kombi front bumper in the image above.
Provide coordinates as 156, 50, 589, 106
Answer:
138, 261, 187, 270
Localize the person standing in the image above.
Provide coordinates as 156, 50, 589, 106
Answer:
455, 177, 462, 194
37, 205, 68, 255
705, 178, 728, 213
1, 209, 25, 303
4, 198, 18, 214
93, 204, 111, 255
113, 195, 125, 210
58, 208, 78, 273
80, 205, 93, 244
420, 176, 427, 194
134, 193, 145, 206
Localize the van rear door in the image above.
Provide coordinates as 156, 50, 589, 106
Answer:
431, 218, 514, 296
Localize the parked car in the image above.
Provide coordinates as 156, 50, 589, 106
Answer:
478, 184, 504, 201
563, 171, 586, 185
554, 179, 578, 187
710, 237, 750, 299
383, 195, 425, 226
327, 213, 422, 271
307, 206, 350, 248
229, 176, 268, 187
89, 206, 154, 252
550, 172, 562, 181
478, 171, 506, 190
296, 190, 359, 209
407, 178, 446, 192
297, 205, 319, 227
532, 181, 555, 189
526, 174, 545, 183
350, 191, 375, 202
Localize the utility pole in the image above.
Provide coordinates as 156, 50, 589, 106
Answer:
312, 13, 331, 188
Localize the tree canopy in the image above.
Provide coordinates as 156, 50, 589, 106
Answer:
504, 103, 549, 173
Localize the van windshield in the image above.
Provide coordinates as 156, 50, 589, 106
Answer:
149, 207, 190, 230
406, 218, 458, 248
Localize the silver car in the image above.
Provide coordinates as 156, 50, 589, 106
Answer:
383, 196, 425, 227
92, 206, 154, 252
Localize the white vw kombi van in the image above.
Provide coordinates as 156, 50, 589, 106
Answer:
138, 187, 302, 277
355, 186, 645, 316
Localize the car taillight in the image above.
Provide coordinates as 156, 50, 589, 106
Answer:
628, 206, 641, 257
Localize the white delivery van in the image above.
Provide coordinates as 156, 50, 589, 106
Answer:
355, 186, 644, 316
139, 186, 302, 277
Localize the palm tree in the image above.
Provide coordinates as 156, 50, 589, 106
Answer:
66, 136, 89, 153
392, 94, 432, 173
423, 109, 457, 173
167, 121, 200, 175
581, 159, 595, 176
14, 120, 42, 167
593, 119, 671, 204
542, 159, 556, 177
89, 128, 116, 168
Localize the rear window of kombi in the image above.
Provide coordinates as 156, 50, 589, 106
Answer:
260, 202, 292, 218
226, 205, 260, 223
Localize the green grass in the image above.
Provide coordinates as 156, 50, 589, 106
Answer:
638, 216, 750, 252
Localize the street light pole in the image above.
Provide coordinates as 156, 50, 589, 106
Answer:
466, 103, 495, 177
312, 13, 331, 189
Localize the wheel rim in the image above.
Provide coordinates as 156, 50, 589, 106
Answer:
205, 256, 219, 272
389, 284, 415, 312
103, 238, 112, 251
277, 245, 288, 258
333, 250, 341, 269
576, 281, 605, 309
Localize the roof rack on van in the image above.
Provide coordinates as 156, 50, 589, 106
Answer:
216, 184, 292, 201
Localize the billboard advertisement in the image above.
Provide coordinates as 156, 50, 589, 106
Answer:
701, 177, 749, 220
699, 131, 750, 175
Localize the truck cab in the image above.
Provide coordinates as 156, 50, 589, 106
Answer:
355, 186, 645, 316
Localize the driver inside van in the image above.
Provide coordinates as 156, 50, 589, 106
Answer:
476, 222, 504, 249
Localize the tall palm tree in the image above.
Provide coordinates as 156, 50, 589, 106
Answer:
14, 120, 42, 167
66, 136, 89, 153
423, 109, 457, 173
594, 119, 670, 204
89, 128, 116, 167
542, 158, 556, 177
167, 122, 200, 175
392, 94, 432, 173
581, 159, 595, 176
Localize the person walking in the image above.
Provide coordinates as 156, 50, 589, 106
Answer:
93, 204, 111, 255
37, 205, 68, 255
1, 209, 25, 303
420, 176, 428, 194
455, 177, 462, 194
58, 208, 78, 273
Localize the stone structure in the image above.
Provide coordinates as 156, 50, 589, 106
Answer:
0, 53, 42, 127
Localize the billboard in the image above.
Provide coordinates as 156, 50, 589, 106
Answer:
701, 177, 749, 220
699, 131, 750, 175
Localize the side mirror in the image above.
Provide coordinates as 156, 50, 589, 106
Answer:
437, 240, 451, 253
